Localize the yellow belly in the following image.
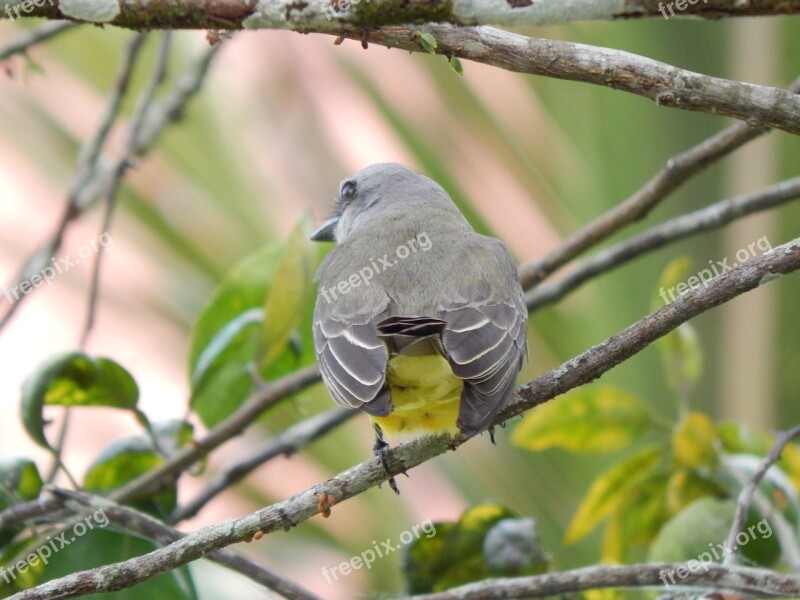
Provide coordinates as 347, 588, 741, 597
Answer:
371, 353, 464, 441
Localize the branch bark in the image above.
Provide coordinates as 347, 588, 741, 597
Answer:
407, 563, 800, 599
3, 0, 800, 29
519, 73, 800, 289
10, 237, 800, 600
525, 176, 800, 311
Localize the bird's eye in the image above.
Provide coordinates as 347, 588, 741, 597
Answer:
340, 179, 357, 202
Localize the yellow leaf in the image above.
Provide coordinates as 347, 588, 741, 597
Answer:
672, 412, 717, 469
666, 469, 725, 515
600, 513, 625, 564
258, 214, 315, 370
565, 445, 663, 543
780, 443, 800, 490
512, 386, 656, 454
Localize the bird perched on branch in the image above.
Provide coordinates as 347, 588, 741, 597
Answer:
311, 163, 528, 490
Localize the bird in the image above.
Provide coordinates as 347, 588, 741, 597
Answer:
310, 163, 528, 481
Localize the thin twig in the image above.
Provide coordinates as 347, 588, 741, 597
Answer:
0, 33, 148, 333
0, 37, 220, 333
10, 237, 800, 600
80, 32, 173, 348
109, 364, 321, 505
519, 77, 800, 289
0, 22, 77, 61
525, 176, 800, 311
723, 425, 800, 567
171, 407, 355, 523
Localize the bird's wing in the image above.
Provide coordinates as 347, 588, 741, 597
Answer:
312, 286, 394, 416
440, 258, 529, 436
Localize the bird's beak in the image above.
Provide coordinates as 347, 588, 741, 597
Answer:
311, 216, 339, 242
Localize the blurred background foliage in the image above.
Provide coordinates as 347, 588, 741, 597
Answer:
0, 11, 799, 599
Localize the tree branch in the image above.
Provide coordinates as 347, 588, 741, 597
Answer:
108, 364, 321, 504
406, 563, 800, 599
525, 176, 800, 311
3, 0, 800, 29
10, 237, 800, 600
44, 487, 323, 600
363, 25, 800, 137
723, 425, 800, 568
0, 21, 77, 60
519, 74, 800, 289
170, 407, 355, 523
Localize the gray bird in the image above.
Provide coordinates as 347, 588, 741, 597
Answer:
311, 163, 528, 447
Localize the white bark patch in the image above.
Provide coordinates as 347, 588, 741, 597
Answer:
453, 0, 622, 26
59, 0, 120, 22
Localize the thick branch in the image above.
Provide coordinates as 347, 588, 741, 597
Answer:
11, 237, 800, 600
364, 25, 800, 137
44, 488, 323, 600
2, 0, 800, 29
171, 407, 355, 523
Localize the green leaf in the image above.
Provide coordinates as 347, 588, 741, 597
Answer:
449, 55, 464, 76
566, 445, 663, 543
188, 215, 321, 427
648, 496, 734, 563
671, 412, 717, 469
0, 457, 43, 505
257, 215, 316, 370
83, 422, 191, 515
418, 32, 437, 54
718, 422, 773, 455
511, 386, 657, 454
0, 457, 44, 548
21, 353, 139, 450
191, 308, 263, 390
649, 496, 781, 568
